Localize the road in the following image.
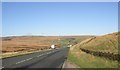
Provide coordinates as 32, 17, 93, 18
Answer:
2, 47, 69, 70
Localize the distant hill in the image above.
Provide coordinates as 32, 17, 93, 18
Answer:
1, 36, 92, 53
79, 32, 118, 53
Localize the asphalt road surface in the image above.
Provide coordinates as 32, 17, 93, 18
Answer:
2, 47, 69, 70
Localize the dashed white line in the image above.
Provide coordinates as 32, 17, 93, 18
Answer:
26, 58, 33, 61
47, 53, 49, 54
16, 51, 54, 64
37, 55, 42, 57
15, 57, 33, 64
16, 60, 26, 64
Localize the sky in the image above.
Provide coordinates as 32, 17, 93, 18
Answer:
2, 2, 118, 36
1, 0, 119, 2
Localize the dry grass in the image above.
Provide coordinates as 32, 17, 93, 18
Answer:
79, 32, 118, 53
1, 36, 60, 53
1, 36, 92, 53
68, 43, 118, 68
68, 32, 119, 68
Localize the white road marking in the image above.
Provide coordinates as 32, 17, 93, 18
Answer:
16, 60, 26, 64
16, 57, 33, 64
46, 52, 52, 54
26, 58, 33, 61
37, 55, 42, 57
15, 51, 55, 64
48, 52, 51, 54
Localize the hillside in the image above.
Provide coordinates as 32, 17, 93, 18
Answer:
68, 32, 119, 68
1, 36, 92, 53
79, 32, 118, 53
2, 36, 58, 53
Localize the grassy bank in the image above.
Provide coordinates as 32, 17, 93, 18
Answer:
68, 48, 118, 68
0, 49, 51, 59
0, 51, 34, 59
67, 32, 119, 68
68, 46, 118, 68
80, 32, 118, 53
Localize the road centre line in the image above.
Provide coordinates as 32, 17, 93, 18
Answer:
16, 57, 33, 64
26, 58, 33, 61
48, 52, 50, 54
16, 60, 26, 64
15, 51, 55, 64
37, 55, 42, 57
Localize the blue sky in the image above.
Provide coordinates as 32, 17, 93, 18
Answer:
2, 2, 118, 36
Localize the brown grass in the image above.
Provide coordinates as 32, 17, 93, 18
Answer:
79, 32, 118, 53
1, 36, 92, 53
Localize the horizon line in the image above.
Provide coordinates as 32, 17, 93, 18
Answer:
1, 31, 118, 37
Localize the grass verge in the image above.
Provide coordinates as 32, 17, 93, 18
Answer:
0, 49, 51, 59
68, 48, 118, 68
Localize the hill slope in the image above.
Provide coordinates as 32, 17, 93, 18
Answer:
79, 32, 118, 53
68, 32, 118, 68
